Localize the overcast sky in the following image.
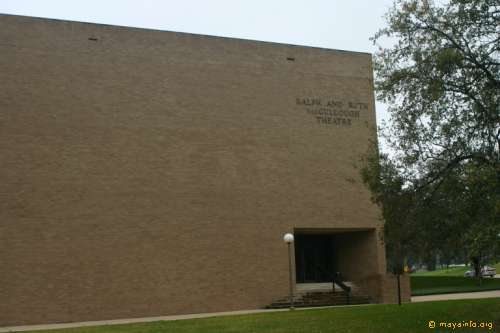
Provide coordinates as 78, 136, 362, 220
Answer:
0, 0, 395, 147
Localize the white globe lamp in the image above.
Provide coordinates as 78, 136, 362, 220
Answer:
283, 233, 294, 244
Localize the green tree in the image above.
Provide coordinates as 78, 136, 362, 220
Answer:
411, 160, 499, 282
369, 0, 499, 284
373, 0, 498, 185
458, 163, 500, 283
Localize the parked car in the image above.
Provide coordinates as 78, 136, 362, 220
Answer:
464, 266, 496, 278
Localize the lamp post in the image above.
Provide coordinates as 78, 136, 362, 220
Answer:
283, 232, 294, 309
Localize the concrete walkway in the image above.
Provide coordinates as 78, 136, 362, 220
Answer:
412, 290, 500, 302
3, 291, 500, 333
0, 306, 344, 333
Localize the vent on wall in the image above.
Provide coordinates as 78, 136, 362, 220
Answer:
88, 37, 99, 41
286, 57, 295, 61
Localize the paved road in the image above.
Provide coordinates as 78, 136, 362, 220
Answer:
412, 290, 500, 302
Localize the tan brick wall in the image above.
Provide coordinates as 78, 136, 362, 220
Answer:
355, 273, 411, 304
334, 229, 385, 282
379, 274, 412, 303
0, 14, 388, 326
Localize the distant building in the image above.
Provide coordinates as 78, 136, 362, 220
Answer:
0, 14, 411, 327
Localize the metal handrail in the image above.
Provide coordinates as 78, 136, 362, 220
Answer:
332, 272, 351, 305
308, 265, 352, 305
311, 265, 351, 295
332, 272, 351, 293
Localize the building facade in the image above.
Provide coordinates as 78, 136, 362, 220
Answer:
0, 14, 410, 326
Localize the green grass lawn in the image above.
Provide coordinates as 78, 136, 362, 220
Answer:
411, 276, 500, 296
22, 299, 500, 333
412, 266, 470, 277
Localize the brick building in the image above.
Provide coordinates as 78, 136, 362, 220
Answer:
0, 14, 410, 326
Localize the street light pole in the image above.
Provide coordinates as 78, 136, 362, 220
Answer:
283, 233, 294, 310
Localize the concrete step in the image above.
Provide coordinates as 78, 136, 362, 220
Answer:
266, 292, 371, 309
266, 298, 371, 309
296, 282, 359, 293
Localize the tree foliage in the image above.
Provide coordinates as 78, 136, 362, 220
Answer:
365, 0, 500, 279
373, 0, 499, 185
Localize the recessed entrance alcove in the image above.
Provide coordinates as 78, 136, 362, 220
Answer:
294, 228, 380, 285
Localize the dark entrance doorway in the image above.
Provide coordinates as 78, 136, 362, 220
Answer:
294, 234, 336, 283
